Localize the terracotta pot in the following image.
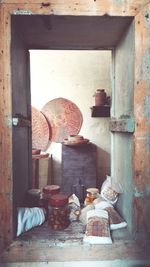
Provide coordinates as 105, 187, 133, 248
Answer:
43, 185, 60, 195
49, 193, 69, 207
94, 89, 107, 106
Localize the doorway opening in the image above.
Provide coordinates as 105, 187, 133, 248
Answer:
28, 49, 112, 244
11, 14, 134, 255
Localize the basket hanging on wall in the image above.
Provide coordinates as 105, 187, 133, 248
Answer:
42, 97, 83, 143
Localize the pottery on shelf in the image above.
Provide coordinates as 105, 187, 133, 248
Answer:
93, 89, 107, 106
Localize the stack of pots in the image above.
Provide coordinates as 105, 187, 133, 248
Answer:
42, 185, 61, 218
48, 193, 70, 230
42, 185, 70, 230
43, 184, 61, 199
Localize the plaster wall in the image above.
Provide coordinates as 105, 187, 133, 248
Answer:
112, 21, 134, 233
30, 50, 111, 187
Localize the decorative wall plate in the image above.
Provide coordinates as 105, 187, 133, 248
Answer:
32, 106, 50, 151
42, 98, 83, 143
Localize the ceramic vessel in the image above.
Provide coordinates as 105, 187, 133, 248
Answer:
94, 89, 107, 106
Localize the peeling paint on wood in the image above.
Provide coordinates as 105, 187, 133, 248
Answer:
12, 9, 33, 15
147, 133, 150, 152
0, 0, 150, 16
134, 185, 150, 197
145, 12, 150, 20
134, 188, 145, 198
141, 52, 150, 104
144, 95, 150, 119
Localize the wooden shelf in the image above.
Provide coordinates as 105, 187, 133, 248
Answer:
32, 153, 49, 160
90, 105, 110, 117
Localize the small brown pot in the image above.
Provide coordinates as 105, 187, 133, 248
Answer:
94, 89, 107, 106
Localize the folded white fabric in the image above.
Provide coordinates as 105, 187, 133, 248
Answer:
69, 202, 81, 222
94, 201, 127, 230
69, 193, 80, 207
83, 209, 112, 244
79, 204, 95, 225
100, 175, 119, 205
17, 207, 46, 236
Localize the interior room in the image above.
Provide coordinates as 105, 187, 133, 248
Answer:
21, 49, 112, 243
30, 49, 111, 189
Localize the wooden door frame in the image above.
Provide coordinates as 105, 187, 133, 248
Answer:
0, 0, 150, 252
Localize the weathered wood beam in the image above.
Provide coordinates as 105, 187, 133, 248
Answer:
0, 0, 150, 16
0, 3, 13, 253
133, 1, 150, 238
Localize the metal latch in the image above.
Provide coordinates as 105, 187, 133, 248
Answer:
12, 114, 31, 127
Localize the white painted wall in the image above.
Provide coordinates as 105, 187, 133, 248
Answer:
30, 50, 111, 187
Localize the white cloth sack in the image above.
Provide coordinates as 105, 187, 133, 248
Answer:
83, 209, 112, 244
101, 175, 119, 205
94, 200, 127, 230
69, 193, 80, 207
79, 204, 95, 225
17, 207, 45, 236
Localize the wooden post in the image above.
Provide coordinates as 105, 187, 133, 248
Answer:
0, 3, 13, 252
133, 2, 150, 238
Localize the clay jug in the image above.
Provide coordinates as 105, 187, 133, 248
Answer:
93, 89, 107, 106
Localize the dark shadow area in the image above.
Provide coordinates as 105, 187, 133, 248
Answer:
96, 147, 111, 188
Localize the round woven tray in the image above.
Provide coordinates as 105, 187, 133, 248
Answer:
32, 106, 50, 151
42, 98, 83, 143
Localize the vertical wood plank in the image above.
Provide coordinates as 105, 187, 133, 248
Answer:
0, 4, 13, 252
133, 2, 150, 238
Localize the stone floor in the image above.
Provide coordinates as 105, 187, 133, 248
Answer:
1, 220, 150, 264
1, 238, 150, 264
17, 221, 86, 246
